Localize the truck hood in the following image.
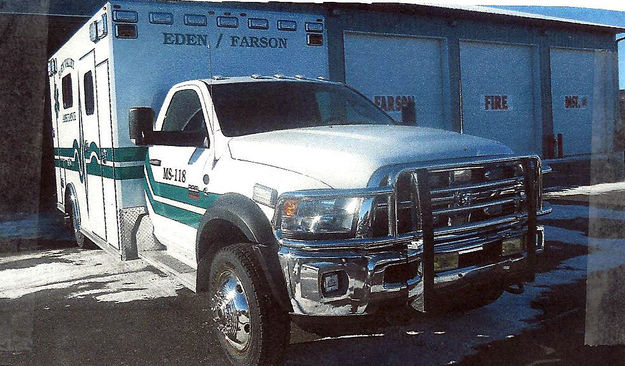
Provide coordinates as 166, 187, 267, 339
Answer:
227, 125, 513, 188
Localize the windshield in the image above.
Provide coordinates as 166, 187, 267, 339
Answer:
208, 81, 396, 137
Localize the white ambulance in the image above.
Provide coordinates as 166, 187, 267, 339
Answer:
49, 1, 549, 364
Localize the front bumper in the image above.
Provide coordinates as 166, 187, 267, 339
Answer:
278, 226, 544, 316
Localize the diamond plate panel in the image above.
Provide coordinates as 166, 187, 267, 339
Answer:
117, 206, 146, 260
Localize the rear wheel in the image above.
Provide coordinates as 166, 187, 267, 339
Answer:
67, 197, 95, 249
208, 244, 290, 365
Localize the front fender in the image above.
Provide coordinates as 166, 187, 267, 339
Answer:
195, 193, 291, 312
196, 193, 276, 257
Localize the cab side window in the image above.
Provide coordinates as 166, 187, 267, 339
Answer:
161, 89, 209, 147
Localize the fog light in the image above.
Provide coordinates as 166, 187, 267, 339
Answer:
322, 272, 339, 293
502, 236, 525, 256
433, 252, 459, 272
536, 226, 545, 251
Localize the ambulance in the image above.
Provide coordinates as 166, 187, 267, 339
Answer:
49, 1, 550, 364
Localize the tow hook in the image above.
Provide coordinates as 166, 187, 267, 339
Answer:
505, 283, 525, 295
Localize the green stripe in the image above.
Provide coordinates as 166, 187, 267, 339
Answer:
54, 145, 146, 163
108, 147, 147, 162
144, 155, 217, 209
144, 179, 203, 228
102, 165, 144, 180
143, 153, 220, 228
86, 156, 102, 175
56, 158, 144, 180
54, 147, 75, 157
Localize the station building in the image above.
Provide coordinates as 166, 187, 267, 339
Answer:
0, 1, 622, 215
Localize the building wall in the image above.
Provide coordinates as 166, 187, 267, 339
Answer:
0, 14, 84, 216
0, 15, 49, 216
0, 3, 621, 215
322, 5, 619, 157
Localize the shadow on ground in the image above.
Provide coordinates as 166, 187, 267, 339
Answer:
0, 281, 229, 365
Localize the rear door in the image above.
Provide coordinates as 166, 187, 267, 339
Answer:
77, 50, 107, 240
145, 85, 214, 266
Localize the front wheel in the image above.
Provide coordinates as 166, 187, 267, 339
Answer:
209, 244, 290, 365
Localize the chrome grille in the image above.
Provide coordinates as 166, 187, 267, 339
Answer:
392, 159, 535, 246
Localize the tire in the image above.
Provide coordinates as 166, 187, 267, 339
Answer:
68, 199, 96, 249
208, 244, 290, 366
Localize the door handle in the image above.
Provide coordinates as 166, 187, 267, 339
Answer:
149, 159, 161, 166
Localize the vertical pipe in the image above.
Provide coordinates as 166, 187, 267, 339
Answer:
557, 133, 564, 158
523, 158, 538, 283
416, 169, 434, 312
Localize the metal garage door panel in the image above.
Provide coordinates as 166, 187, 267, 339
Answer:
344, 32, 446, 129
550, 48, 616, 156
550, 48, 593, 156
460, 41, 538, 155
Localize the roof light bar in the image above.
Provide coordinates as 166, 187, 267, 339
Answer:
113, 10, 137, 23
217, 16, 239, 28
150, 12, 173, 25
185, 14, 207, 26
248, 18, 269, 30
305, 22, 323, 32
277, 20, 296, 31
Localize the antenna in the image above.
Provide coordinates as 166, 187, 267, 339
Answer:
206, 42, 220, 169
207, 43, 214, 80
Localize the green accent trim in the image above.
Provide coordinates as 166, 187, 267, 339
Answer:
86, 156, 102, 175
108, 147, 147, 162
54, 141, 146, 181
144, 155, 217, 209
54, 145, 146, 163
103, 165, 144, 180
54, 147, 75, 157
55, 157, 144, 180
143, 152, 219, 228
144, 179, 203, 228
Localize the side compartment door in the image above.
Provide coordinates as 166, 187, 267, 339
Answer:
49, 69, 64, 209
94, 59, 120, 249
78, 51, 107, 240
145, 86, 214, 266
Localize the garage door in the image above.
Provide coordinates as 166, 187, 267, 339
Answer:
550, 48, 617, 156
344, 32, 447, 129
460, 41, 539, 155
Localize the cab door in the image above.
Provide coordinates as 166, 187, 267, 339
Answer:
145, 85, 214, 266
77, 50, 107, 240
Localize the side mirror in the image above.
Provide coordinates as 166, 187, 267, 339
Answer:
129, 107, 154, 145
401, 100, 416, 126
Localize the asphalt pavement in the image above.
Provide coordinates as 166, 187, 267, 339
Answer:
1, 183, 625, 365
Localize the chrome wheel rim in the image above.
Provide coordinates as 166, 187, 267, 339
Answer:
211, 269, 251, 351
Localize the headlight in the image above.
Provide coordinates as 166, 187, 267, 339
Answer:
277, 197, 362, 239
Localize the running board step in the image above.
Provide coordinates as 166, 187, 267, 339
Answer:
140, 250, 197, 292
